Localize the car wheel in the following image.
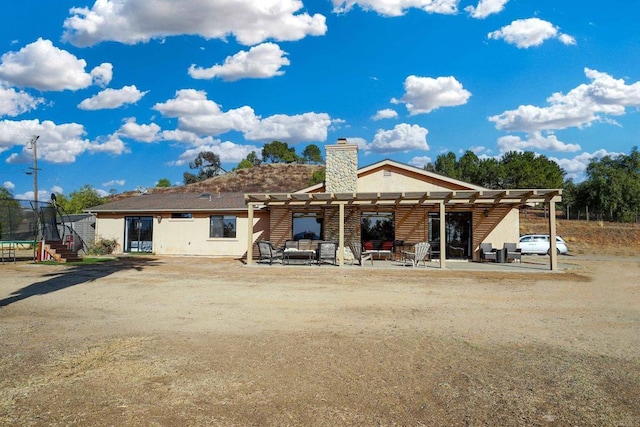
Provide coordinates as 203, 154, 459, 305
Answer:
546, 248, 561, 255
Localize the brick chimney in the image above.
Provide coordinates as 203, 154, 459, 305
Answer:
325, 138, 358, 193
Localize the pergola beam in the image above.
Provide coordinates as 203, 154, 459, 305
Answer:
245, 188, 563, 270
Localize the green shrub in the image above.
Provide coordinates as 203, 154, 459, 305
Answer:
88, 238, 118, 255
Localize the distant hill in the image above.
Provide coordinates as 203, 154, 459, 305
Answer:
112, 163, 323, 200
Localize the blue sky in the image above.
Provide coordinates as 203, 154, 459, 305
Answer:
1, 0, 639, 199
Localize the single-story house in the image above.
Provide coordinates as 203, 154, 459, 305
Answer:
88, 139, 562, 269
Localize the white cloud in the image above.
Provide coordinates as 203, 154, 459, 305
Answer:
63, 0, 327, 47
497, 132, 581, 153
117, 119, 161, 142
488, 18, 576, 48
558, 33, 577, 46
551, 149, 624, 181
490, 68, 640, 132
87, 135, 130, 155
171, 141, 261, 166
78, 85, 148, 110
0, 84, 43, 117
371, 108, 398, 121
3, 181, 15, 190
189, 43, 290, 82
369, 123, 429, 153
154, 89, 332, 143
0, 119, 128, 163
156, 91, 258, 136
408, 155, 432, 168
244, 112, 332, 143
465, 0, 509, 19
102, 179, 126, 187
51, 185, 64, 195
90, 62, 113, 87
392, 75, 471, 115
15, 188, 65, 202
332, 0, 458, 17
469, 145, 487, 154
0, 38, 112, 91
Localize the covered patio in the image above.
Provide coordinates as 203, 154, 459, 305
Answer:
245, 188, 562, 270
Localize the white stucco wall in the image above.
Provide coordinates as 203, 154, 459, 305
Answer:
357, 168, 468, 193
484, 209, 520, 247
94, 212, 268, 257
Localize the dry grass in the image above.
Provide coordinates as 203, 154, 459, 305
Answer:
520, 212, 640, 256
110, 163, 322, 201
2, 208, 640, 425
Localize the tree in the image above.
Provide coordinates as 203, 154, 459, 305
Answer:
476, 158, 503, 189
262, 141, 298, 163
457, 151, 481, 184
582, 147, 640, 221
156, 178, 171, 187
501, 151, 564, 189
58, 185, 106, 214
183, 151, 224, 184
427, 150, 564, 190
427, 152, 460, 179
308, 168, 325, 186
302, 144, 323, 164
235, 151, 262, 170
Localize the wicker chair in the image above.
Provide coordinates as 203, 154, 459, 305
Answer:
317, 241, 338, 265
479, 243, 497, 262
503, 243, 522, 263
257, 241, 283, 264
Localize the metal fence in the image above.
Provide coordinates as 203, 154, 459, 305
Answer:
0, 199, 44, 242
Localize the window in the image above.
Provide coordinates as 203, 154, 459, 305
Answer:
292, 212, 322, 240
209, 215, 236, 238
361, 212, 394, 241
171, 212, 192, 219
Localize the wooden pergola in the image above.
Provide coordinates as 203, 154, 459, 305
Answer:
245, 189, 562, 270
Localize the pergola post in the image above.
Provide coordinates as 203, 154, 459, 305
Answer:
338, 202, 345, 266
246, 203, 254, 265
439, 201, 446, 269
548, 200, 558, 271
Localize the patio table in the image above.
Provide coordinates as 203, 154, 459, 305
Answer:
283, 249, 316, 265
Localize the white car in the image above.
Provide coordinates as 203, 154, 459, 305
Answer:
519, 234, 569, 255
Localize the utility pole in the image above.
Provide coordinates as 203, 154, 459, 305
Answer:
27, 135, 41, 237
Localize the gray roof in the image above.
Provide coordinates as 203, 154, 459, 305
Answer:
86, 192, 247, 213
65, 213, 95, 222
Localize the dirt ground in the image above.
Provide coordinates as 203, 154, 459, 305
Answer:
1, 255, 638, 426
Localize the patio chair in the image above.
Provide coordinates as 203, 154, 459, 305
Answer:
348, 240, 373, 267
479, 243, 497, 262
403, 241, 430, 267
257, 241, 284, 264
297, 239, 312, 251
317, 241, 337, 265
284, 240, 298, 249
503, 242, 522, 263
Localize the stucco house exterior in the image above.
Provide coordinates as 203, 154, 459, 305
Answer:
88, 139, 562, 269
87, 192, 253, 257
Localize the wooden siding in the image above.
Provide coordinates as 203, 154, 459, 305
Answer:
471, 205, 511, 260
269, 207, 291, 249
395, 206, 427, 244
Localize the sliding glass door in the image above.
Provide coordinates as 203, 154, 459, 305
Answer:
124, 216, 153, 252
428, 212, 472, 259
